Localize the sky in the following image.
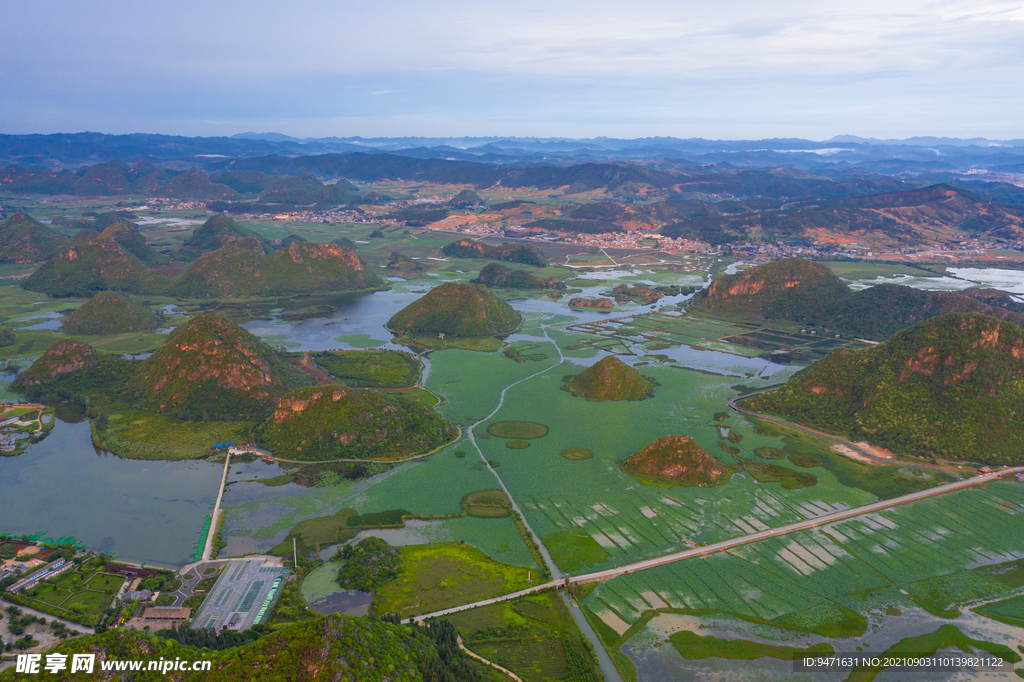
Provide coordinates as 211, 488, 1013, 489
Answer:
2, 0, 1022, 140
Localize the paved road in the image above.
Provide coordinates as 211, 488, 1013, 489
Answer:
403, 468, 1024, 623
170, 559, 228, 608
201, 454, 231, 561
728, 389, 964, 480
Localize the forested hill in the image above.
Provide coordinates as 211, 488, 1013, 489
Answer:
0, 615, 480, 682
690, 258, 1024, 340
746, 313, 1024, 465
388, 282, 522, 338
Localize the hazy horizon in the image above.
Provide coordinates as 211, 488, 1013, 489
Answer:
2, 1, 1022, 140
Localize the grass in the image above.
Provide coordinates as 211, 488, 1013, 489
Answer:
396, 335, 504, 352
975, 595, 1024, 627
844, 624, 1020, 682
260, 474, 295, 486
739, 459, 818, 488
463, 489, 512, 518
787, 454, 823, 467
506, 440, 531, 449
10, 560, 125, 626
669, 630, 833, 660
93, 409, 247, 460
275, 508, 359, 556
822, 260, 942, 280
374, 542, 539, 617
544, 530, 609, 573
309, 349, 420, 388
486, 421, 549, 439
560, 448, 593, 460
446, 590, 603, 682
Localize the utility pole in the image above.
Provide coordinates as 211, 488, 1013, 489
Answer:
293, 538, 297, 569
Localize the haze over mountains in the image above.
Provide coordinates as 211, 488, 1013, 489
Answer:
3, 132, 1024, 177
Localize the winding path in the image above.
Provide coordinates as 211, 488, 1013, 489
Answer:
465, 326, 566, 579
457, 635, 524, 682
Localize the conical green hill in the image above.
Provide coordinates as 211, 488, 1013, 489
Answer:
136, 314, 313, 420
387, 282, 522, 338
62, 291, 160, 335
622, 435, 729, 487
562, 355, 654, 401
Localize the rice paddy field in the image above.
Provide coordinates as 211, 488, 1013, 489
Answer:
209, 260, 1024, 681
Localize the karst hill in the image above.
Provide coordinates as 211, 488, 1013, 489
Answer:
622, 435, 729, 487
691, 258, 1024, 340
255, 385, 458, 462
135, 314, 314, 420
0, 212, 64, 263
61, 291, 160, 335
562, 355, 654, 401
22, 232, 168, 298
170, 239, 384, 298
387, 282, 522, 338
747, 313, 1024, 464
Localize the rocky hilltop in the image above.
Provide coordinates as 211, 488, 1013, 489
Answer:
690, 258, 1024, 340
179, 214, 268, 258
388, 282, 522, 338
622, 435, 729, 487
748, 313, 1024, 464
0, 212, 64, 263
136, 314, 313, 419
95, 221, 167, 266
22, 236, 168, 298
171, 239, 384, 298
472, 262, 562, 290
62, 291, 160, 335
690, 258, 848, 319
12, 340, 133, 393
441, 238, 548, 267
569, 297, 614, 309
562, 355, 654, 401
256, 386, 458, 461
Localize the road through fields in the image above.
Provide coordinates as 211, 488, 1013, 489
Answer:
403, 467, 1024, 623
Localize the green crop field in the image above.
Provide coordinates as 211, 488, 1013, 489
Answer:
442, 590, 603, 682
309, 349, 420, 388
374, 542, 540, 617
582, 482, 1024, 646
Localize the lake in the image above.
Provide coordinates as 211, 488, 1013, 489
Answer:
0, 416, 220, 568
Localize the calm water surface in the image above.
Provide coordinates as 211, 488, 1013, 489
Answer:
0, 417, 221, 568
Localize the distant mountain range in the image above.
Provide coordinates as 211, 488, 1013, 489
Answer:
3, 132, 1024, 177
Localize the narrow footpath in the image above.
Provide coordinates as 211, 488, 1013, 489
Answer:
457, 635, 524, 682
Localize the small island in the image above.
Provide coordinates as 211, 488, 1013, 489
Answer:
562, 355, 654, 401
387, 282, 522, 350
622, 435, 729, 487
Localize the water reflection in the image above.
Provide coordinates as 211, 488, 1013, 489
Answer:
0, 415, 221, 568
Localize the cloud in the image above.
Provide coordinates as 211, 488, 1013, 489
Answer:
0, 0, 1021, 137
